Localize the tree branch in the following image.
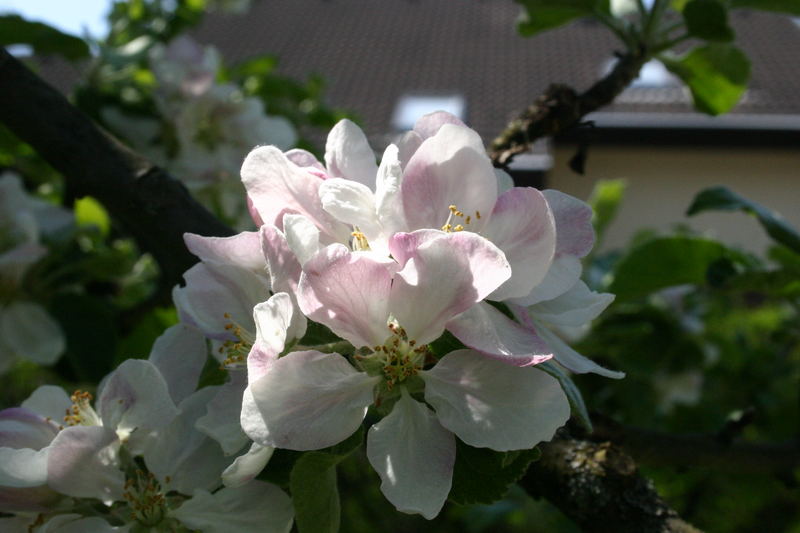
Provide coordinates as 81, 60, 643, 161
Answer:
488, 50, 647, 167
0, 48, 233, 294
588, 414, 800, 476
523, 431, 703, 533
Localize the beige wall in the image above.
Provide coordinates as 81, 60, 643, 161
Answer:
548, 145, 800, 255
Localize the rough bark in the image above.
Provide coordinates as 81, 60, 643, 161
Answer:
488, 50, 647, 167
523, 432, 703, 533
0, 49, 233, 293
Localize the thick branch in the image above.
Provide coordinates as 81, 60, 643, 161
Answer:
523, 432, 703, 533
488, 50, 647, 166
0, 49, 233, 291
589, 414, 800, 476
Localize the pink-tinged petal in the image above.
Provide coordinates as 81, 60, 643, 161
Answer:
530, 280, 615, 328
389, 232, 511, 344
248, 351, 378, 451
184, 231, 265, 274
413, 111, 466, 140
446, 302, 552, 366
544, 189, 595, 258
1, 302, 64, 365
241, 146, 348, 243
510, 255, 583, 307
284, 148, 324, 171
148, 324, 207, 404
98, 359, 179, 435
532, 319, 625, 379
47, 425, 124, 502
298, 244, 393, 348
174, 262, 269, 340
0, 407, 59, 450
366, 390, 455, 520
483, 187, 556, 301
397, 130, 423, 169
196, 371, 248, 455
386, 229, 446, 268
21, 386, 72, 424
169, 481, 293, 533
282, 213, 321, 266
247, 195, 264, 227
222, 442, 274, 488
422, 350, 570, 450
247, 293, 293, 383
324, 119, 378, 188
260, 225, 301, 295
402, 124, 497, 231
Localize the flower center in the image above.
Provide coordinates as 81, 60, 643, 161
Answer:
218, 312, 255, 368
64, 390, 102, 427
351, 229, 371, 251
441, 204, 481, 233
370, 322, 427, 389
123, 470, 168, 527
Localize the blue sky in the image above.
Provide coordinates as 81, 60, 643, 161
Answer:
0, 0, 110, 38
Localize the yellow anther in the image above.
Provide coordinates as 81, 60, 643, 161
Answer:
454, 225, 464, 231
448, 204, 458, 212
465, 215, 471, 224
475, 210, 481, 219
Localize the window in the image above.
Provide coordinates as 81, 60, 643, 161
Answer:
391, 94, 466, 131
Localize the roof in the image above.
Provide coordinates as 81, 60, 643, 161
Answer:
191, 0, 800, 146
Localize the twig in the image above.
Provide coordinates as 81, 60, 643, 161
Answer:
488, 50, 647, 167
0, 49, 233, 297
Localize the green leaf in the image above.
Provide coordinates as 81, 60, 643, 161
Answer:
730, 0, 800, 15
74, 196, 111, 237
588, 179, 627, 248
515, 0, 608, 37
0, 15, 90, 60
609, 236, 730, 300
683, 0, 734, 41
289, 426, 364, 533
538, 361, 593, 431
661, 44, 750, 115
687, 187, 800, 254
449, 439, 541, 505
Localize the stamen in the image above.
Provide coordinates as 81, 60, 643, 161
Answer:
220, 313, 255, 368
64, 390, 102, 427
351, 230, 371, 251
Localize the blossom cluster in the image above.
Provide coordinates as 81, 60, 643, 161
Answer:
0, 111, 619, 529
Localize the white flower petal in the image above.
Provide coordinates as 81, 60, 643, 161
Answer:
422, 349, 570, 450
36, 514, 129, 533
0, 447, 48, 487
324, 119, 378, 188
170, 481, 293, 533
248, 351, 378, 450
282, 213, 320, 267
46, 425, 124, 502
0, 302, 64, 365
318, 178, 381, 238
374, 144, 407, 238
533, 321, 625, 379
544, 189, 595, 258
494, 168, 514, 194
21, 386, 72, 423
446, 302, 552, 366
530, 280, 615, 327
98, 359, 179, 436
196, 371, 249, 455
222, 442, 274, 487
366, 391, 455, 519
184, 231, 265, 273
510, 255, 582, 307
0, 407, 59, 450
249, 293, 293, 382
148, 324, 207, 404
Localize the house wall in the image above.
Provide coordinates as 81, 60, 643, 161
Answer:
548, 144, 800, 255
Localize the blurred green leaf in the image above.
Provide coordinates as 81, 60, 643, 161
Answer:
539, 361, 593, 431
683, 0, 734, 41
687, 186, 800, 254
290, 426, 364, 533
730, 0, 800, 15
515, 0, 609, 37
74, 196, 111, 237
449, 440, 541, 505
588, 179, 626, 248
662, 44, 750, 115
609, 236, 730, 300
0, 15, 90, 60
